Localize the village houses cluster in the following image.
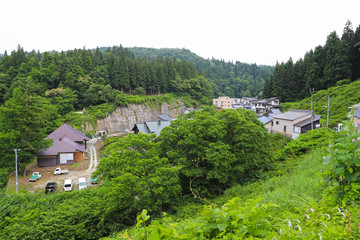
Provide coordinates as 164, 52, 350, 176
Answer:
213, 96, 360, 140
213, 96, 322, 139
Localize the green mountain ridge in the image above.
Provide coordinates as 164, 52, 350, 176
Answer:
95, 45, 275, 98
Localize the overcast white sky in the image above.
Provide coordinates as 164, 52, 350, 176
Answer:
1, 0, 359, 66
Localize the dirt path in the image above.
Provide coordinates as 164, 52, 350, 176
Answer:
87, 138, 99, 174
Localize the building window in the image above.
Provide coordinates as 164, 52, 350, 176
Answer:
284, 126, 286, 132
276, 121, 279, 125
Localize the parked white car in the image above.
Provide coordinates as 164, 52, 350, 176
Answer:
64, 179, 72, 191
78, 178, 87, 190
54, 167, 69, 175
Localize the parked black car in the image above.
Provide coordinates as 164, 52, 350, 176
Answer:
45, 182, 57, 194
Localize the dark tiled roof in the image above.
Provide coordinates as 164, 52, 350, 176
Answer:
47, 124, 90, 142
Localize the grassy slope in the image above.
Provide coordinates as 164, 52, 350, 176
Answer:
282, 79, 360, 127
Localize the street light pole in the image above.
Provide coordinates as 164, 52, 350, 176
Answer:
14, 149, 19, 194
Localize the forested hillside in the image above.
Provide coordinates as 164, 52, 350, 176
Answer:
128, 47, 274, 97
263, 21, 360, 102
0, 45, 213, 109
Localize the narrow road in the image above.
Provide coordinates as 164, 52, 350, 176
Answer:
87, 138, 99, 174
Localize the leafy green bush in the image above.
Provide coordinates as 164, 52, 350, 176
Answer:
274, 128, 336, 161
324, 121, 360, 203
0, 189, 134, 239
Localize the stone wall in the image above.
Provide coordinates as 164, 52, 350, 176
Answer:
85, 100, 187, 133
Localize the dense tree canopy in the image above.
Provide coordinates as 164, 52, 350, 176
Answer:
0, 45, 214, 109
159, 107, 272, 196
0, 79, 60, 173
263, 21, 360, 102
95, 133, 181, 215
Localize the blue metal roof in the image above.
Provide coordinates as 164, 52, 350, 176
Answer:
257, 116, 272, 124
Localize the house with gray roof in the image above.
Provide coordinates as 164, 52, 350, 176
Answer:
37, 124, 90, 167
272, 109, 321, 139
257, 116, 273, 133
132, 120, 171, 137
255, 97, 281, 114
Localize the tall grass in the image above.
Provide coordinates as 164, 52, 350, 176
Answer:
218, 149, 331, 211
260, 149, 329, 209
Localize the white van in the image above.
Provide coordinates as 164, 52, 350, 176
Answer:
78, 177, 87, 190
64, 179, 73, 191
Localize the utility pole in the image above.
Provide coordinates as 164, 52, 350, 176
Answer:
309, 88, 315, 130
14, 149, 19, 194
327, 96, 330, 128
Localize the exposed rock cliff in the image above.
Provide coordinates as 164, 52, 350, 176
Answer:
85, 100, 188, 133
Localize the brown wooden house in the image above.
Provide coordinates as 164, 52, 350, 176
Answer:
37, 124, 90, 167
